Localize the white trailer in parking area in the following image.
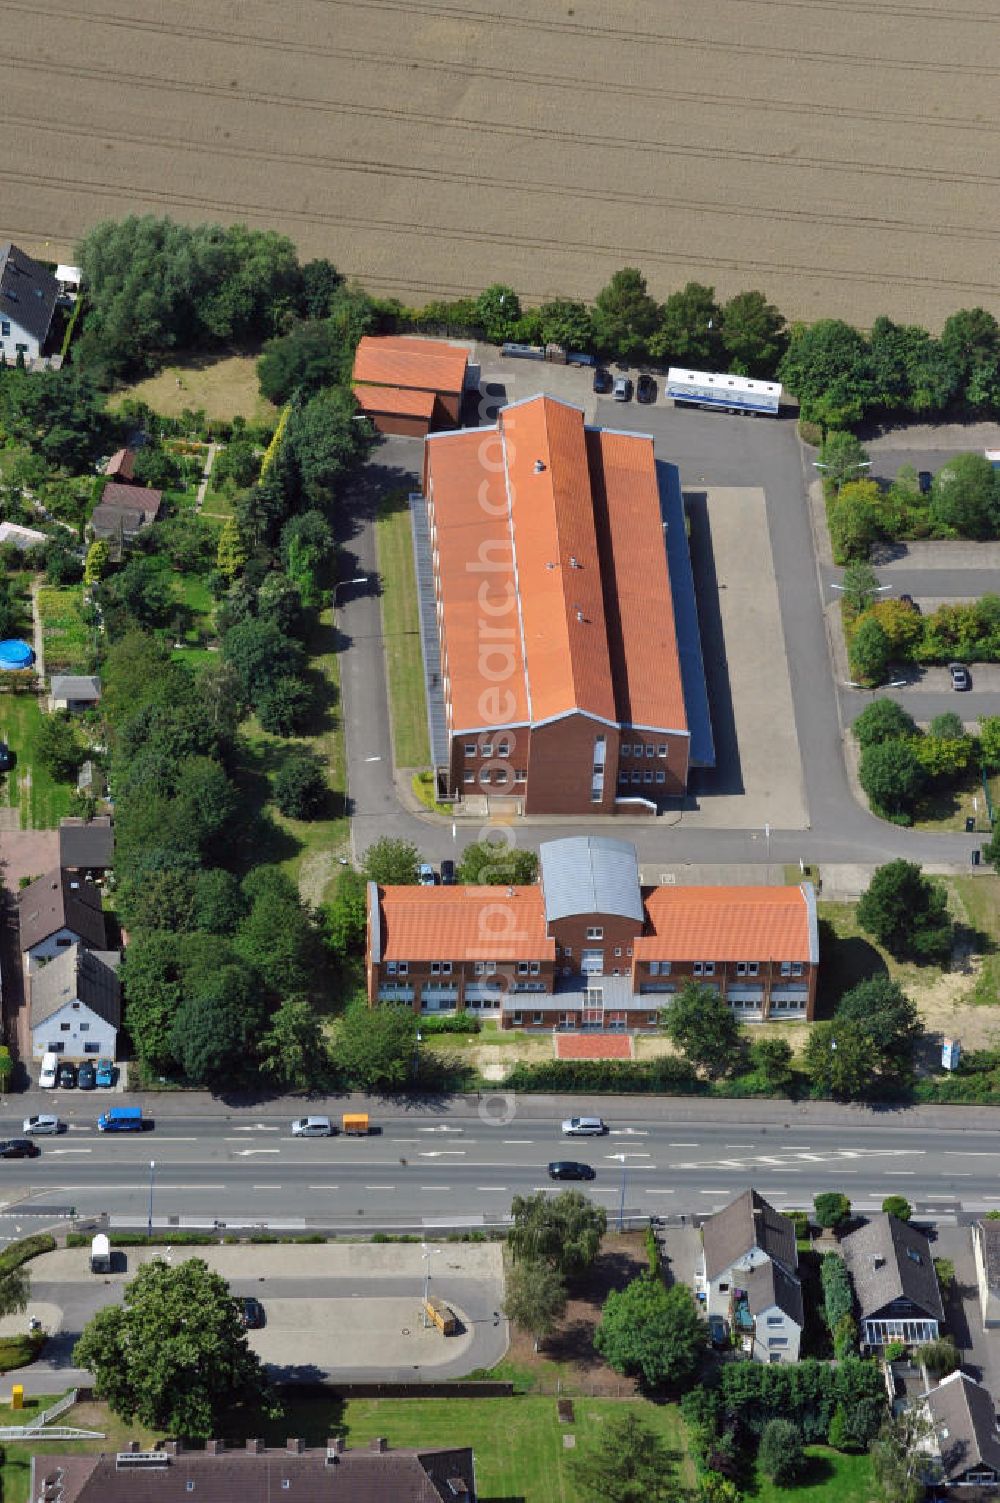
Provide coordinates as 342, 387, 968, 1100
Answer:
666, 368, 782, 416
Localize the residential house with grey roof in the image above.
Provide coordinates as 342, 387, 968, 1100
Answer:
89, 482, 163, 558
18, 868, 107, 973
841, 1213, 943, 1349
32, 1437, 476, 1503
29, 944, 120, 1062
922, 1370, 1000, 1491
0, 243, 58, 364
59, 815, 113, 875
697, 1188, 803, 1364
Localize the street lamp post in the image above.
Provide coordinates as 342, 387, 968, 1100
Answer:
333, 575, 368, 608
421, 1244, 437, 1327
147, 1159, 155, 1240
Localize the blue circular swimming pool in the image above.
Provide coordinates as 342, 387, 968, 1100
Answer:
0, 639, 34, 670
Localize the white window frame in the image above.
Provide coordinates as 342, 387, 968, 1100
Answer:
586, 926, 604, 941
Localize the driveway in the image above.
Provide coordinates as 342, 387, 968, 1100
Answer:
935, 1224, 1000, 1399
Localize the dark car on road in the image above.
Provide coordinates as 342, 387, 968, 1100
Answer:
593, 367, 613, 395
238, 1296, 265, 1329
636, 374, 657, 404
950, 662, 971, 691
0, 1140, 39, 1159
548, 1161, 596, 1181
77, 1061, 97, 1090
56, 1061, 77, 1089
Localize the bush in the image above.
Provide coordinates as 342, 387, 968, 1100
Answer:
883, 1340, 907, 1363
833, 1313, 858, 1360
814, 1193, 851, 1229
758, 1418, 806, 1486
0, 1234, 57, 1272
921, 1337, 959, 1378
504, 1057, 701, 1094
820, 1253, 853, 1333
416, 1014, 481, 1035
934, 1256, 955, 1295
788, 1210, 810, 1242
274, 750, 327, 820
881, 1196, 912, 1222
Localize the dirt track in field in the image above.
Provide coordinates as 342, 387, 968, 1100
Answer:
6, 0, 1000, 328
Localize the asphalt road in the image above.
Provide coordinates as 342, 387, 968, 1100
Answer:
339, 413, 984, 867
4, 1107, 1000, 1230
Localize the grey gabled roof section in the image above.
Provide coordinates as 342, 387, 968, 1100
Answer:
702, 1188, 798, 1282
926, 1370, 1000, 1481
841, 1213, 944, 1321
539, 836, 643, 923
30, 944, 121, 1029
368, 882, 382, 963
744, 1257, 804, 1329
978, 1219, 1000, 1295
50, 675, 101, 702
0, 243, 58, 344
59, 816, 113, 871
19, 869, 107, 953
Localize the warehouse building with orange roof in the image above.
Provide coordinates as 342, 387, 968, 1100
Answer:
352, 334, 469, 436
367, 836, 818, 1029
420, 392, 712, 816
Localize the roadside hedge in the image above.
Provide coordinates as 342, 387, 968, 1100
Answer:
504, 1057, 701, 1094
0, 1234, 56, 1273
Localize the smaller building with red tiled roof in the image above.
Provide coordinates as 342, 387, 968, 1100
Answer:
367, 836, 818, 1029
352, 335, 468, 436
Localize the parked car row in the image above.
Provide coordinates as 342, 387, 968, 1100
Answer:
593, 369, 657, 404
418, 860, 456, 886
39, 1054, 116, 1090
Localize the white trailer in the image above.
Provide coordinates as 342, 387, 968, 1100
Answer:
666, 368, 782, 416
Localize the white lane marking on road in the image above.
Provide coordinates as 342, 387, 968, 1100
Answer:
418, 1151, 466, 1157
235, 1149, 280, 1157
794, 1153, 823, 1161
609, 1129, 649, 1137
421, 1186, 450, 1191
503, 1140, 532, 1145
364, 1185, 396, 1190
883, 1171, 915, 1176
364, 755, 382, 762
947, 1151, 998, 1157
755, 1156, 784, 1164
251, 1184, 283, 1190
591, 1189, 619, 1195
67, 1124, 93, 1132
232, 1125, 280, 1132
46, 1148, 92, 1155
670, 1142, 698, 1147
417, 1126, 463, 1133
604, 1152, 650, 1160
762, 1168, 801, 1173
477, 1187, 507, 1192
308, 1185, 340, 1190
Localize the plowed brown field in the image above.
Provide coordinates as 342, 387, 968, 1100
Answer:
7, 0, 1000, 328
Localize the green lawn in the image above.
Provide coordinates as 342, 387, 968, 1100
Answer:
200, 486, 235, 523
171, 571, 216, 646
911, 767, 989, 833
375, 492, 429, 769
754, 1446, 875, 1503
37, 585, 91, 673
264, 1394, 694, 1503
0, 694, 77, 828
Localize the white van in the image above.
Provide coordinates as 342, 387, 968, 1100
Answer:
291, 1116, 333, 1138
561, 1116, 607, 1137
39, 1053, 58, 1089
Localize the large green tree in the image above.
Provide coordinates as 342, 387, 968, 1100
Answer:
857, 860, 952, 961
363, 837, 420, 885
592, 268, 660, 359
649, 282, 721, 365
661, 983, 743, 1078
719, 290, 787, 376
456, 839, 538, 886
502, 1257, 566, 1351
835, 975, 923, 1074
758, 1418, 806, 1486
335, 999, 416, 1091
73, 1257, 278, 1438
508, 1190, 606, 1283
568, 1410, 682, 1503
257, 319, 347, 403
852, 699, 918, 749
858, 739, 925, 818
594, 1276, 704, 1389
930, 452, 1000, 540
323, 866, 368, 957
778, 319, 876, 428
170, 961, 269, 1087
818, 431, 871, 491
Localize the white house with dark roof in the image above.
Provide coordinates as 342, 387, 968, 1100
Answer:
841, 1213, 943, 1349
19, 868, 107, 973
0, 244, 58, 363
30, 945, 120, 1061
697, 1188, 803, 1364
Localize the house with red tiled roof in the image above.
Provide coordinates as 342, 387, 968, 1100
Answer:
352, 335, 468, 436
367, 836, 818, 1030
423, 394, 692, 816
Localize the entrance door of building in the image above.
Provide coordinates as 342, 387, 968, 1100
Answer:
581, 1006, 604, 1030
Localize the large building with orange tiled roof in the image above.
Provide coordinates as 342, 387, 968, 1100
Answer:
423, 393, 695, 815
367, 837, 818, 1030
352, 335, 468, 436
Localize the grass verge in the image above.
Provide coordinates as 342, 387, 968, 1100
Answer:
754, 1446, 873, 1503
0, 694, 77, 828
375, 491, 429, 769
